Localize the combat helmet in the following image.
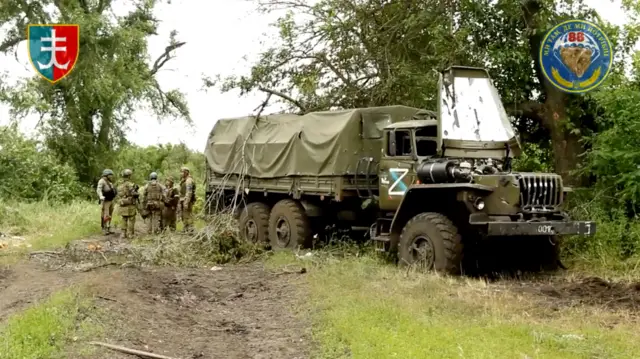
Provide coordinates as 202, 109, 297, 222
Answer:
149, 172, 158, 180
122, 169, 133, 178
180, 166, 189, 173
102, 169, 114, 177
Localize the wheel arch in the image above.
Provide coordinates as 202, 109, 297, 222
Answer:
389, 184, 494, 237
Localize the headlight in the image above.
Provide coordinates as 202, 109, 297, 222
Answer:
474, 198, 485, 210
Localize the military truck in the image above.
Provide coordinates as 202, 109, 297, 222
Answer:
204, 66, 596, 274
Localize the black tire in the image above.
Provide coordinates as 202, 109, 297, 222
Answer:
398, 212, 463, 275
531, 235, 562, 272
238, 202, 270, 244
268, 199, 311, 249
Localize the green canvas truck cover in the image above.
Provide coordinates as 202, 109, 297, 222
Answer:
205, 105, 432, 178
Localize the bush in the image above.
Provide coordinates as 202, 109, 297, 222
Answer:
109, 143, 205, 185
0, 199, 99, 250
0, 125, 84, 202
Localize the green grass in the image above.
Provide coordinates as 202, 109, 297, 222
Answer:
0, 200, 99, 251
268, 251, 640, 359
0, 288, 100, 359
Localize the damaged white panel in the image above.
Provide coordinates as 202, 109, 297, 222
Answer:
439, 76, 516, 142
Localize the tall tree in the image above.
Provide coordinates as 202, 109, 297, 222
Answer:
209, 0, 639, 186
0, 0, 190, 184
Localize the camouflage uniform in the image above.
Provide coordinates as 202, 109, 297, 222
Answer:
96, 169, 117, 235
162, 176, 180, 232
142, 172, 166, 234
116, 169, 138, 239
179, 166, 196, 233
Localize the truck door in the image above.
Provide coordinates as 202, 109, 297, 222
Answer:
379, 129, 416, 211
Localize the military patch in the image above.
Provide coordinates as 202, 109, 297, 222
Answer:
539, 19, 612, 93
27, 24, 80, 84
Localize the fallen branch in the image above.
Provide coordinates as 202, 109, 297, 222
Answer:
89, 341, 180, 359
77, 262, 119, 272
96, 295, 117, 302
276, 267, 307, 275
46, 262, 67, 272
29, 250, 62, 256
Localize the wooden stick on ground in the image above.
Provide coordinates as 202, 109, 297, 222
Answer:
89, 341, 180, 359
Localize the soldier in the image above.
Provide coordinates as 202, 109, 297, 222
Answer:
116, 169, 139, 239
162, 176, 180, 232
96, 169, 117, 235
141, 172, 166, 234
179, 166, 196, 233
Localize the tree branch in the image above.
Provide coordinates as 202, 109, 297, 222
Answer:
0, 36, 25, 54
96, 0, 111, 13
149, 42, 186, 76
522, 0, 546, 91
506, 100, 545, 122
258, 87, 307, 113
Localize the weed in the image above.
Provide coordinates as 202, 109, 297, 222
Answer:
0, 287, 100, 359
268, 250, 640, 359
0, 200, 99, 251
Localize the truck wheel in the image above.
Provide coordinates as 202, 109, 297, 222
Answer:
269, 199, 311, 249
238, 202, 270, 244
398, 212, 463, 275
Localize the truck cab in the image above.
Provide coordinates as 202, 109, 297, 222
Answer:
371, 66, 595, 274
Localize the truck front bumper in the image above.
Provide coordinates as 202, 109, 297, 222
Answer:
474, 221, 596, 236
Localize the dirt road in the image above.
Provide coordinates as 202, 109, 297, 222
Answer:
0, 260, 310, 359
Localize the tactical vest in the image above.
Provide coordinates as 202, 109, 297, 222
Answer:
102, 179, 116, 201
119, 181, 136, 206
147, 181, 163, 201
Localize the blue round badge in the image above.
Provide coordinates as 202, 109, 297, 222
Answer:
539, 19, 613, 93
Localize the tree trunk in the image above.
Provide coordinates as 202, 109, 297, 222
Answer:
543, 90, 584, 187
523, 0, 586, 187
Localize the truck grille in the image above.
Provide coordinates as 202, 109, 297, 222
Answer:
518, 173, 563, 212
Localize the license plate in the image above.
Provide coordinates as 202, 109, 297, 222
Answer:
536, 224, 555, 234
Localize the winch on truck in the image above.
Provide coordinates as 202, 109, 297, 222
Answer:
204, 65, 596, 275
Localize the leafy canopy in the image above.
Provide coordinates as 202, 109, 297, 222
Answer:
0, 0, 190, 183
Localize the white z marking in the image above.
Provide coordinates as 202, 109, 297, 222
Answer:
388, 168, 409, 196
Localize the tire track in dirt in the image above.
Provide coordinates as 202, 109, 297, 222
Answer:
505, 275, 640, 312
0, 260, 310, 359
86, 264, 310, 359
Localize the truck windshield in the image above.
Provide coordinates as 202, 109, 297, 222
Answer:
439, 75, 516, 142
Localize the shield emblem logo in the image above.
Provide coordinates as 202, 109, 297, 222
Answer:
27, 24, 79, 84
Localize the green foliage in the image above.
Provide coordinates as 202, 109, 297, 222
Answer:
512, 142, 553, 173
584, 83, 640, 209
0, 288, 98, 359
0, 0, 190, 184
0, 125, 83, 202
109, 143, 205, 186
0, 200, 99, 250
0, 124, 204, 208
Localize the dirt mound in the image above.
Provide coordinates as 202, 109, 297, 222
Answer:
512, 276, 640, 312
